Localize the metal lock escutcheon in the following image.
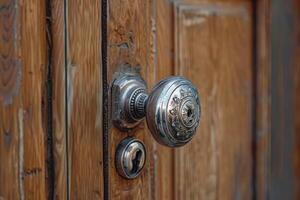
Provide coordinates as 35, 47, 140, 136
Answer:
112, 69, 201, 147
115, 137, 146, 179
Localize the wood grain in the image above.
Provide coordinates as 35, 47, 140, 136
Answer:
67, 0, 103, 199
0, 0, 48, 199
174, 2, 253, 200
107, 0, 154, 199
154, 1, 256, 200
153, 1, 175, 200
1, 0, 299, 199
51, 0, 67, 199
255, 0, 270, 199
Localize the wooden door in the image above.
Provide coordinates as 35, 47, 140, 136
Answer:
0, 0, 104, 199
106, 0, 258, 199
1, 0, 300, 200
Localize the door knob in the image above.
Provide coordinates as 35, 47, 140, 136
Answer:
112, 71, 201, 147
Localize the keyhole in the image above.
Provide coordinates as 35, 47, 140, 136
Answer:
187, 108, 192, 117
131, 150, 142, 174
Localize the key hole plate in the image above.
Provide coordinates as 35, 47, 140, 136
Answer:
115, 137, 146, 179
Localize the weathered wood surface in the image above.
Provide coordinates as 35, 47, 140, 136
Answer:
51, 0, 67, 199
152, 1, 175, 199
66, 0, 103, 199
0, 0, 48, 199
255, 0, 270, 199
175, 2, 253, 199
107, 0, 154, 199
1, 0, 300, 199
0, 0, 106, 198
156, 1, 254, 199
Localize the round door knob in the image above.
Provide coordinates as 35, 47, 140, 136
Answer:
146, 77, 200, 147
112, 72, 201, 147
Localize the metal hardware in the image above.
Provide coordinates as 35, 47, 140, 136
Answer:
112, 73, 147, 130
115, 137, 146, 179
112, 70, 201, 147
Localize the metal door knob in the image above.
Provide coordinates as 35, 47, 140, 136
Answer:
112, 72, 201, 147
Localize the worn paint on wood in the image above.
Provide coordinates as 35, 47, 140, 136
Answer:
0, 0, 21, 105
0, 0, 48, 199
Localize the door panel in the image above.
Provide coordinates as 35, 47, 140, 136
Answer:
174, 2, 253, 199
156, 1, 253, 199
106, 0, 254, 199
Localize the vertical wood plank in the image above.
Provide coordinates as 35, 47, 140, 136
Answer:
20, 1, 48, 197
107, 0, 154, 199
67, 0, 103, 199
0, 0, 48, 199
255, 0, 271, 199
51, 0, 67, 199
153, 1, 175, 200
0, 1, 21, 198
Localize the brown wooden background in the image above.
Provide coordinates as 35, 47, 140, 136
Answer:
0, 0, 299, 199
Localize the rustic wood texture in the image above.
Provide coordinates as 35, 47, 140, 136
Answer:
1, 0, 299, 199
66, 0, 103, 199
173, 2, 253, 199
152, 1, 175, 200
51, 0, 67, 199
155, 1, 254, 199
0, 0, 48, 199
255, 0, 270, 199
107, 0, 154, 199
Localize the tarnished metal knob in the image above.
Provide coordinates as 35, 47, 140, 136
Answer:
112, 71, 201, 147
